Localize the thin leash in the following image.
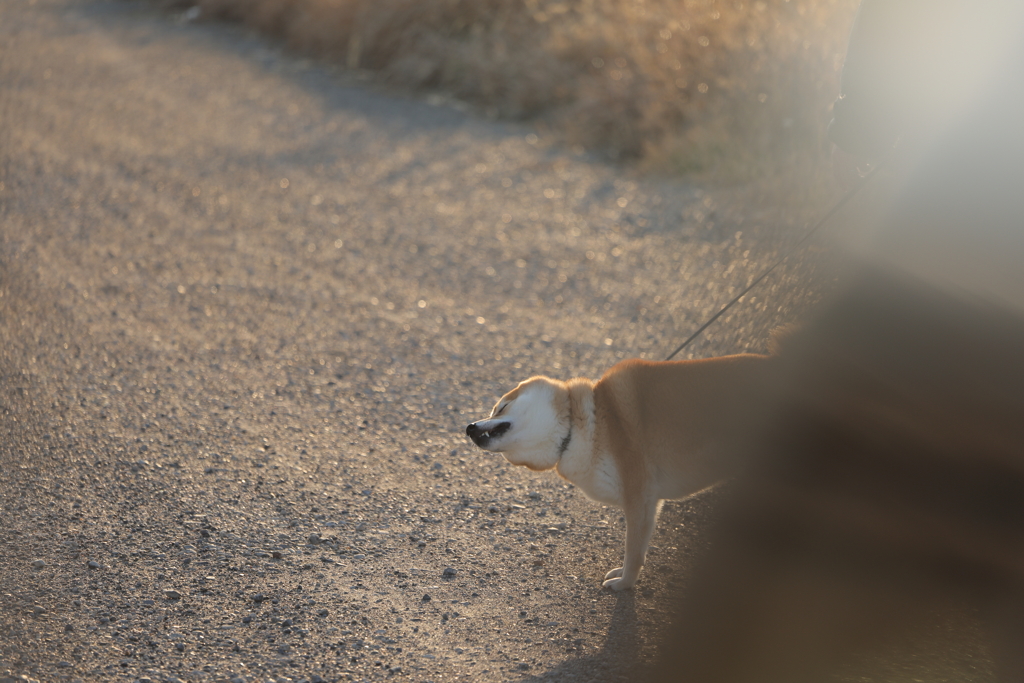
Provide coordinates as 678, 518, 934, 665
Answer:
664, 164, 883, 361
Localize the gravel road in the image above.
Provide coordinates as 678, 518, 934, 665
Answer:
0, 2, 839, 682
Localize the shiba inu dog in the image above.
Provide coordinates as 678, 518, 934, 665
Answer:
466, 355, 772, 590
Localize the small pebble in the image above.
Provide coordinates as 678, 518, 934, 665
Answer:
421, 593, 431, 602
87, 560, 100, 569
31, 559, 45, 569
442, 567, 457, 579
163, 589, 181, 600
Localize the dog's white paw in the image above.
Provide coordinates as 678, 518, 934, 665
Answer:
602, 576, 635, 591
604, 567, 624, 580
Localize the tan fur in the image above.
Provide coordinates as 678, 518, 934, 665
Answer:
467, 354, 772, 590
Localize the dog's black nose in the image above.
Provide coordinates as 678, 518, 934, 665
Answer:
466, 423, 480, 437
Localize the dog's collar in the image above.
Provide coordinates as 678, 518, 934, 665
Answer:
556, 425, 572, 460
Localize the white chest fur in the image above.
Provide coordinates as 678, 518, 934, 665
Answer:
555, 400, 623, 507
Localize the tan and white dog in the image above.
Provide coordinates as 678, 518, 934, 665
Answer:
466, 355, 771, 590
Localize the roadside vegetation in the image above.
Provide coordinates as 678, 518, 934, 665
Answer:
155, 0, 859, 182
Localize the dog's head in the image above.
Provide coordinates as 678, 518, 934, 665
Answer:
466, 376, 569, 471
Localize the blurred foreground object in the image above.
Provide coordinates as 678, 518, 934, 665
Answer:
652, 273, 1024, 682
653, 1, 1024, 680
829, 0, 1024, 166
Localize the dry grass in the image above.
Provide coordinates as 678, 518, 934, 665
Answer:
160, 0, 859, 181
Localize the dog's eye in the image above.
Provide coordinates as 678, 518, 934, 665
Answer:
495, 403, 508, 416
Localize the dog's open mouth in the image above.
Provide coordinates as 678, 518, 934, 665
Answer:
483, 422, 510, 440
466, 421, 511, 446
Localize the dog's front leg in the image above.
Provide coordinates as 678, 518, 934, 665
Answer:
603, 498, 661, 591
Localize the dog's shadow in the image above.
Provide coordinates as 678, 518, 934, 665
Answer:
519, 496, 715, 682
523, 590, 656, 682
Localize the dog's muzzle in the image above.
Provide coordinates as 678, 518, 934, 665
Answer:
466, 421, 510, 447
